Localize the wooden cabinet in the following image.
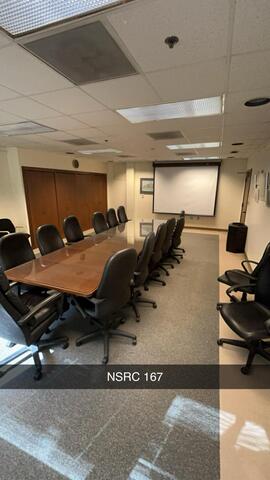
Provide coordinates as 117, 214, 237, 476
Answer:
22, 167, 107, 247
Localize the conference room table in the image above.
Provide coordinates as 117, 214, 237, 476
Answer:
5, 220, 159, 297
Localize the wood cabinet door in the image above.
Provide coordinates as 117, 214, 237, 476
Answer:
23, 169, 59, 248
55, 172, 77, 235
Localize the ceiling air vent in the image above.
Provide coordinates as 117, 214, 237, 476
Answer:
24, 21, 137, 85
147, 131, 183, 140
117, 154, 135, 158
175, 151, 194, 156
62, 138, 98, 146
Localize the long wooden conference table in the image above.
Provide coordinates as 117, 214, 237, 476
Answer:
5, 221, 152, 297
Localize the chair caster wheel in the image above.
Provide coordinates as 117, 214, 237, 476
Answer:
162, 282, 166, 286
136, 317, 140, 322
62, 342, 69, 350
241, 366, 250, 375
76, 340, 82, 347
34, 370, 42, 381
171, 265, 174, 269
165, 272, 169, 277
217, 339, 223, 346
102, 356, 108, 364
153, 303, 157, 309
144, 286, 149, 291
132, 339, 137, 345
137, 291, 142, 297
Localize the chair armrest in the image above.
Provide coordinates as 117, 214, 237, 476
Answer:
18, 291, 63, 326
226, 283, 256, 301
224, 269, 257, 283
241, 259, 258, 273
264, 318, 270, 334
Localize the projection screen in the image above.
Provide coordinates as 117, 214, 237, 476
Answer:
153, 163, 220, 216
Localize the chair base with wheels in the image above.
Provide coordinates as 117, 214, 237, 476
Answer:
145, 270, 166, 288
76, 316, 136, 364
129, 289, 157, 322
32, 336, 69, 380
217, 337, 270, 375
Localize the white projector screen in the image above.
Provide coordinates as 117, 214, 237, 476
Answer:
153, 163, 220, 216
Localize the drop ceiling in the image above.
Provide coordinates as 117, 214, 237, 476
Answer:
0, 0, 269, 162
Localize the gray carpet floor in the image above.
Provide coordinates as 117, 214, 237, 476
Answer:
0, 232, 220, 480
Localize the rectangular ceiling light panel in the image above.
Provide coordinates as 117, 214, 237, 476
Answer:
117, 97, 222, 123
0, 0, 122, 36
0, 121, 55, 136
167, 142, 221, 150
24, 21, 137, 84
78, 148, 121, 154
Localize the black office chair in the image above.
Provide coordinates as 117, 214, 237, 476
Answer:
145, 223, 167, 288
36, 224, 64, 256
75, 248, 137, 364
92, 212, 108, 234
107, 208, 119, 228
0, 268, 69, 380
218, 242, 270, 301
159, 218, 176, 276
0, 233, 35, 271
130, 232, 157, 321
168, 217, 185, 263
63, 215, 85, 243
0, 218, 16, 238
217, 256, 270, 375
117, 206, 128, 223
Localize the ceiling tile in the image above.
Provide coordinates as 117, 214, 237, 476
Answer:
0, 110, 25, 125
229, 51, 270, 92
32, 87, 104, 115
0, 85, 20, 101
0, 97, 60, 119
82, 75, 160, 108
0, 44, 72, 95
224, 89, 270, 124
108, 0, 230, 72
232, 0, 270, 54
64, 127, 105, 139
72, 110, 129, 127
0, 32, 11, 48
40, 116, 89, 130
147, 58, 226, 102
180, 127, 222, 142
223, 123, 270, 141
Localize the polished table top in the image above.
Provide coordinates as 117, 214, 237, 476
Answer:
5, 220, 157, 297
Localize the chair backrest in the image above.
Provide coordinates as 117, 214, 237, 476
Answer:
36, 224, 64, 256
149, 223, 167, 270
0, 218, 16, 234
255, 257, 270, 309
117, 206, 128, 223
0, 268, 28, 345
253, 242, 270, 277
63, 215, 84, 243
92, 212, 108, 234
162, 218, 176, 255
95, 248, 137, 316
172, 217, 185, 249
180, 210, 186, 227
107, 208, 119, 228
0, 232, 35, 270
135, 232, 156, 287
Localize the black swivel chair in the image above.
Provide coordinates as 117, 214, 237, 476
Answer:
218, 242, 270, 301
0, 268, 69, 380
217, 256, 270, 374
107, 208, 119, 228
92, 212, 109, 234
130, 232, 157, 321
168, 217, 185, 263
145, 223, 167, 288
0, 218, 16, 238
117, 206, 128, 223
63, 215, 90, 243
36, 224, 64, 256
75, 248, 137, 364
0, 232, 35, 271
159, 218, 176, 276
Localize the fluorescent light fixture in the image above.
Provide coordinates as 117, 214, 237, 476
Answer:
117, 96, 222, 123
0, 0, 123, 36
183, 156, 221, 160
0, 121, 55, 136
167, 142, 221, 150
78, 148, 122, 155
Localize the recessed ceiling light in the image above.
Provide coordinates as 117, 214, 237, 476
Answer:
231, 142, 244, 146
167, 142, 221, 150
0, 0, 122, 36
78, 148, 122, 155
183, 156, 220, 160
0, 121, 55, 136
117, 96, 222, 123
244, 97, 270, 107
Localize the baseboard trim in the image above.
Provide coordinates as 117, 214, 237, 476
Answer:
185, 226, 228, 232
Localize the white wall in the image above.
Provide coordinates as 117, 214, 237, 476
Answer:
245, 146, 270, 261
